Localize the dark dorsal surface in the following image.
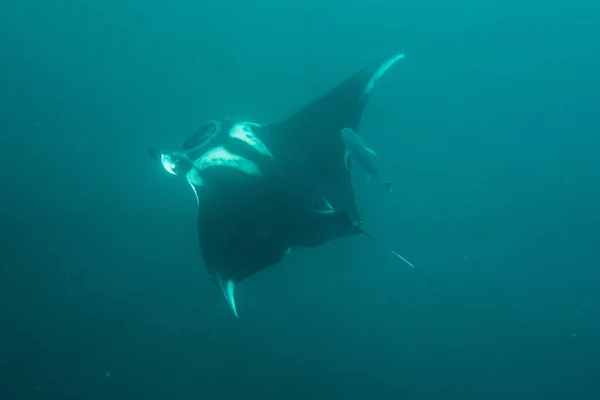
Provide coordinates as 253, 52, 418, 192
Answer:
189, 54, 405, 285
196, 172, 359, 284
266, 53, 405, 223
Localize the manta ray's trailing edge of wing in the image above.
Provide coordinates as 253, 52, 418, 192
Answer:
152, 53, 410, 317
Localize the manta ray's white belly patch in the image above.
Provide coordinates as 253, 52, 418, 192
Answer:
229, 123, 273, 159
194, 146, 261, 176
183, 124, 268, 203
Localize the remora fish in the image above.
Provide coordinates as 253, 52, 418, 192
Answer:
341, 127, 396, 195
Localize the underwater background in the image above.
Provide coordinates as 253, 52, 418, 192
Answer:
1, 0, 599, 399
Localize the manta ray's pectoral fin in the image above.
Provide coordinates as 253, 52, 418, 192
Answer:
214, 273, 239, 317
268, 53, 405, 223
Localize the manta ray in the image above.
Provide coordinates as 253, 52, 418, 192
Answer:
152, 53, 424, 317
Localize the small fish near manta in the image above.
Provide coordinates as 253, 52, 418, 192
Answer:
151, 53, 429, 317
341, 127, 397, 195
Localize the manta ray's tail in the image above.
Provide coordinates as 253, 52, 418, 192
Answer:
359, 228, 431, 286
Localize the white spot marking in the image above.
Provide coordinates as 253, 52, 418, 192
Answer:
195, 146, 261, 176
229, 123, 273, 158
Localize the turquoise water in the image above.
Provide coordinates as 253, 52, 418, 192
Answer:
1, 1, 599, 398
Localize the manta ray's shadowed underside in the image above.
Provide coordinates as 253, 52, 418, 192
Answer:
153, 53, 406, 316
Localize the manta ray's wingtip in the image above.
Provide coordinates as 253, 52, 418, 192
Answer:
214, 275, 239, 318
225, 280, 239, 318
364, 52, 406, 96
383, 52, 406, 70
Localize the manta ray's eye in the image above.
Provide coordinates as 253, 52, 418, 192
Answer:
183, 121, 218, 150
